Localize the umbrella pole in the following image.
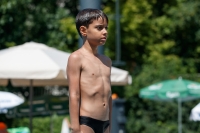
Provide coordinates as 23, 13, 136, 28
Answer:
29, 80, 33, 133
178, 98, 182, 133
50, 112, 53, 133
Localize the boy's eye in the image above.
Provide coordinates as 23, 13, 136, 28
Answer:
96, 26, 103, 30
96, 26, 108, 30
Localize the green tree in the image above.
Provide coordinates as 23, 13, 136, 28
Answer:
121, 0, 200, 132
0, 0, 79, 52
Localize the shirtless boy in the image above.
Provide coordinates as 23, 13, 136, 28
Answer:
67, 9, 112, 133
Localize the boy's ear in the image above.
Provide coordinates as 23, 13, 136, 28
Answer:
80, 26, 87, 37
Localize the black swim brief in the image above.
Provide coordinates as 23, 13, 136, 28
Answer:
79, 116, 110, 133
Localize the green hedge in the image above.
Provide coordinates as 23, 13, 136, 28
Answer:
11, 114, 68, 133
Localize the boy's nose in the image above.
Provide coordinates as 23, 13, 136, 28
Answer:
103, 28, 108, 34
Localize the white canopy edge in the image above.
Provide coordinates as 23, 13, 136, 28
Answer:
0, 42, 132, 86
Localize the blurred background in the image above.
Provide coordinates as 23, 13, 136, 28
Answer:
1, 0, 200, 133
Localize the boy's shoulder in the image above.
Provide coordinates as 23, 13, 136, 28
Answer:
68, 49, 82, 60
99, 54, 112, 65
100, 54, 111, 60
70, 49, 79, 55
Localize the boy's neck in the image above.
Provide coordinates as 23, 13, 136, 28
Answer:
81, 42, 98, 55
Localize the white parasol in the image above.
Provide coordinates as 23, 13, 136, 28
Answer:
0, 91, 24, 112
0, 41, 131, 86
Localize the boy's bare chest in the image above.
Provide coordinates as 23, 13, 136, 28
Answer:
81, 57, 110, 77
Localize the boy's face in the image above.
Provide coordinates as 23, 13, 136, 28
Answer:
82, 17, 108, 46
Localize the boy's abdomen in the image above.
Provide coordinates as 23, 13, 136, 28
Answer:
79, 78, 111, 121
79, 97, 110, 121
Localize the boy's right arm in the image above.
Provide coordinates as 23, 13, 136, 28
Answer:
67, 53, 82, 133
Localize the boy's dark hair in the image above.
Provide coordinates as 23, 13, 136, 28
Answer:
75, 8, 108, 37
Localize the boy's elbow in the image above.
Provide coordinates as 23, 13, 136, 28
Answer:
70, 92, 80, 100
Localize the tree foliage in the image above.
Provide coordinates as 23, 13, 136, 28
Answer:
119, 0, 200, 133
0, 0, 78, 52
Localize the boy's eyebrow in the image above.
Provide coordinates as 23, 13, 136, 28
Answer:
95, 24, 103, 26
94, 24, 108, 26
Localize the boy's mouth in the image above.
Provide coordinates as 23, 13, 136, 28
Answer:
101, 37, 107, 40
